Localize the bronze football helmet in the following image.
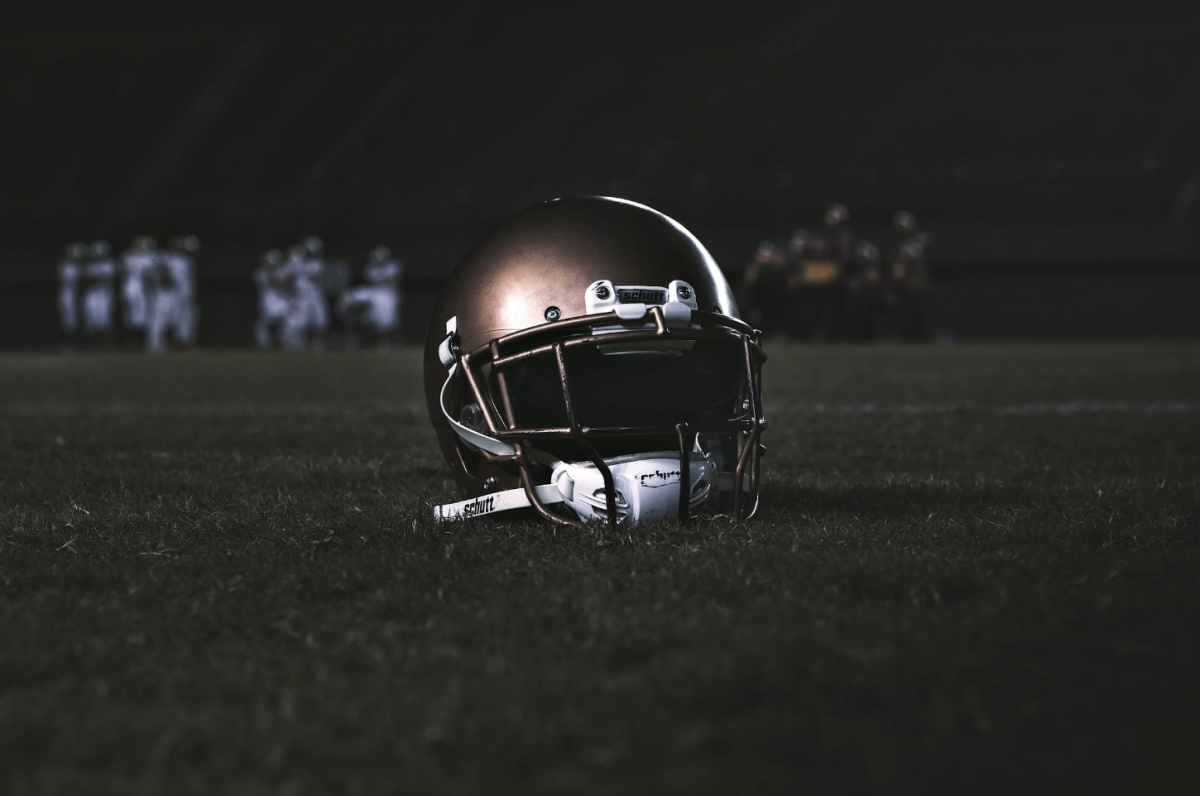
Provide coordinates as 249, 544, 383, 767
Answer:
423, 197, 767, 527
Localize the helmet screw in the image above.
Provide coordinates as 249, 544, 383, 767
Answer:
483, 477, 497, 492
544, 306, 561, 322
594, 285, 611, 300
678, 285, 692, 300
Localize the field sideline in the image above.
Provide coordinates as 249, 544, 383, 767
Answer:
1, 345, 1198, 793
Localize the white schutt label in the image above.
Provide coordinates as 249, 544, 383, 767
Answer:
637, 468, 682, 487
435, 484, 566, 521
460, 495, 496, 518
617, 288, 667, 304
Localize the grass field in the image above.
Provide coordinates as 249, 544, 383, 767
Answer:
1, 344, 1198, 794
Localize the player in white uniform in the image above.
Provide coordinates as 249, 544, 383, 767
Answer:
169, 235, 199, 347
147, 236, 200, 352
81, 240, 117, 348
363, 245, 403, 347
281, 242, 328, 350
120, 235, 158, 349
253, 249, 289, 348
57, 242, 87, 350
302, 236, 330, 347
338, 246, 403, 348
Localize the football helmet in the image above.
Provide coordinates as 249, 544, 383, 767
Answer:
824, 202, 849, 226
788, 229, 808, 256
854, 240, 880, 264
894, 210, 917, 234
170, 235, 200, 253
423, 197, 766, 527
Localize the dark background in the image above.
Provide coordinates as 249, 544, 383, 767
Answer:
2, 0, 1199, 345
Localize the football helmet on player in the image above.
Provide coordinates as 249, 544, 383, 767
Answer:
424, 197, 766, 527
894, 210, 917, 235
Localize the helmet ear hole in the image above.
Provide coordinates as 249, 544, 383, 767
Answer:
460, 403, 486, 431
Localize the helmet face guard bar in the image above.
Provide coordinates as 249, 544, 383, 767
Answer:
451, 305, 767, 529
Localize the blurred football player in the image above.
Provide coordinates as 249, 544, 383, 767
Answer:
782, 229, 809, 339
888, 237, 933, 341
321, 257, 353, 347
893, 210, 917, 236
823, 202, 855, 263
886, 212, 934, 340
363, 245, 403, 344
147, 236, 200, 352
789, 233, 842, 341
81, 240, 117, 348
57, 242, 86, 350
280, 244, 327, 350
738, 240, 788, 338
253, 249, 288, 348
302, 236, 334, 345
119, 235, 159, 349
340, 245, 404, 348
169, 235, 199, 347
845, 240, 883, 341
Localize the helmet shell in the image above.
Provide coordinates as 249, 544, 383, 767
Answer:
423, 196, 741, 498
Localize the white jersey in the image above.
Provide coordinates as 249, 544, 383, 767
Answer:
82, 258, 117, 332
279, 256, 327, 349
146, 252, 198, 351
121, 251, 158, 329
358, 258, 403, 333
340, 284, 399, 333
253, 264, 290, 348
363, 258, 402, 285
57, 261, 80, 333
254, 265, 289, 316
165, 252, 195, 298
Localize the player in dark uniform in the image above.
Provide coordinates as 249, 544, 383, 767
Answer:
738, 240, 788, 338
845, 241, 883, 341
887, 211, 934, 340
792, 234, 839, 341
782, 229, 809, 339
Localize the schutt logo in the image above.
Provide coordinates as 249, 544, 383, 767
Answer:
617, 289, 667, 304
461, 495, 496, 518
638, 469, 681, 487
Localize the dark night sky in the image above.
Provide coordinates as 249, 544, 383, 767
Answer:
6, 0, 1199, 32
2, 0, 1199, 251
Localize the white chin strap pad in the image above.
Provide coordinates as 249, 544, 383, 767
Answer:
550, 452, 714, 525
434, 452, 715, 525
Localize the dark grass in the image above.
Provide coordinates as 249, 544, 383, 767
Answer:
1, 345, 1199, 794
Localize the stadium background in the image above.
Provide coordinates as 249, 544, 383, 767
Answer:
1, 0, 1199, 345
3, 4, 1199, 792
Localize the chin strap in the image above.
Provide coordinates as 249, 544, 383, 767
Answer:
435, 483, 567, 521
439, 363, 518, 457
438, 315, 518, 458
